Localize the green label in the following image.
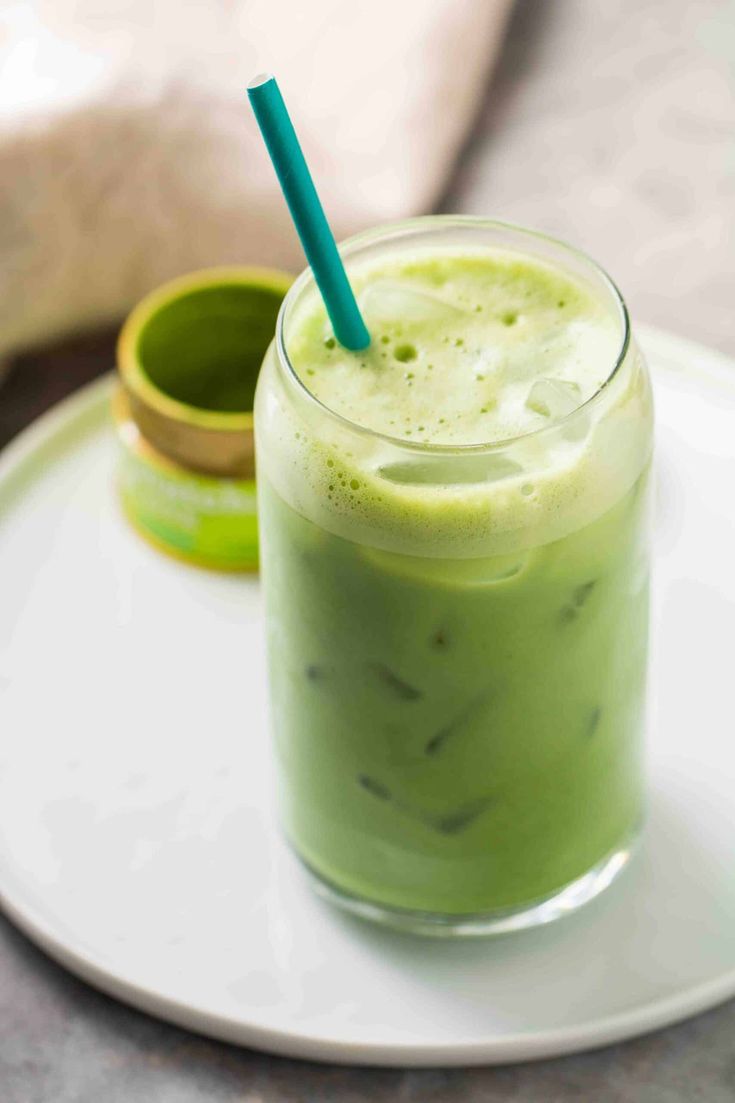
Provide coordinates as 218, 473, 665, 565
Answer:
118, 445, 259, 568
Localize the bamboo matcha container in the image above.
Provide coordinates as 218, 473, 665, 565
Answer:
114, 266, 292, 570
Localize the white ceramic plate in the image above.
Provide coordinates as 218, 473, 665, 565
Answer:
0, 326, 734, 1067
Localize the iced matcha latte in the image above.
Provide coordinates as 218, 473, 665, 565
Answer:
255, 218, 653, 934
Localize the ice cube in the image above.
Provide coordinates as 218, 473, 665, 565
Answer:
379, 453, 522, 486
525, 378, 582, 420
360, 281, 465, 327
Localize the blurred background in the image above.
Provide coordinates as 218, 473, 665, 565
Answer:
1, 0, 733, 453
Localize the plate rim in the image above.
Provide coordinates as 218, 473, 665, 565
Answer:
2, 879, 734, 1067
1, 325, 734, 1067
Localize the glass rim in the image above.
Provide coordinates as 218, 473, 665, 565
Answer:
274, 215, 632, 455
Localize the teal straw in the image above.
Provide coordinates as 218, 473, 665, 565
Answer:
247, 74, 370, 351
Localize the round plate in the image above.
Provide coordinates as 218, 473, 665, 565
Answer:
0, 326, 733, 1066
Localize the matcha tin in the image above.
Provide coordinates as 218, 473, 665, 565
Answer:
115, 266, 292, 570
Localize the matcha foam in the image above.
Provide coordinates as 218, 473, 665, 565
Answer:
288, 249, 620, 445
257, 245, 652, 558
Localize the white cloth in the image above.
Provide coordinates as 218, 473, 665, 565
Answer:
0, 0, 511, 359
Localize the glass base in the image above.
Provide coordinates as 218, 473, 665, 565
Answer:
299, 831, 640, 938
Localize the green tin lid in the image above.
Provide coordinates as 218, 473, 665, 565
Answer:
117, 266, 293, 477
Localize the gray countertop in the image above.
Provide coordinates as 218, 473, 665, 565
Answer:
443, 0, 735, 360
2, 0, 734, 1099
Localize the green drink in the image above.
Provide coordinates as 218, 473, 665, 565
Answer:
256, 218, 653, 934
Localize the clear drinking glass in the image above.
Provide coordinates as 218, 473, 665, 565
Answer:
255, 217, 654, 935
